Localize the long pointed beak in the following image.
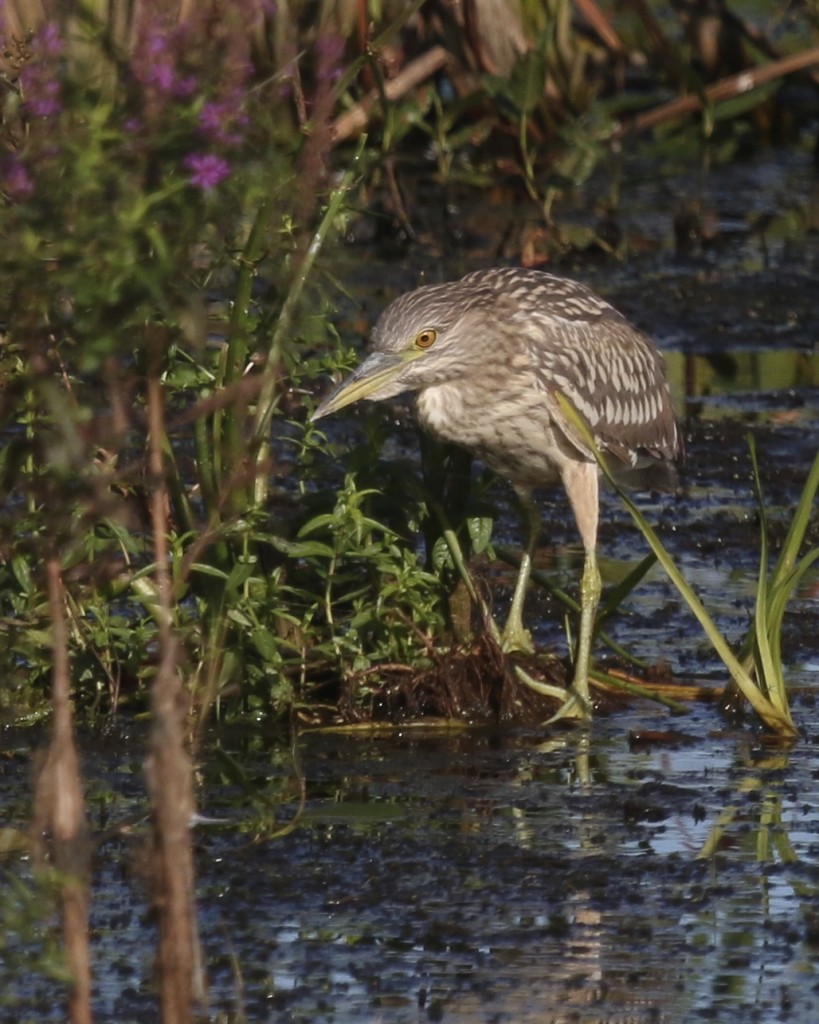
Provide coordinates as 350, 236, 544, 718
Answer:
311, 349, 422, 421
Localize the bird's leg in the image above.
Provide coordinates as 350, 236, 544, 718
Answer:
509, 487, 591, 722
573, 543, 601, 706
506, 465, 599, 723
501, 490, 539, 655
563, 460, 600, 712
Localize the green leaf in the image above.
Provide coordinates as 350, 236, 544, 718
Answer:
190, 563, 230, 581
431, 535, 453, 572
710, 81, 778, 122
269, 536, 335, 559
11, 556, 33, 594
251, 628, 280, 660
467, 515, 494, 554
508, 46, 548, 114
748, 435, 786, 705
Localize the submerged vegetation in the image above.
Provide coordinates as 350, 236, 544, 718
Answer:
0, 0, 818, 1020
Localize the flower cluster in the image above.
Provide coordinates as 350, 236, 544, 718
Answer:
0, 1, 271, 202
198, 94, 250, 148
0, 155, 34, 200
127, 3, 259, 192
183, 152, 232, 191
0, 20, 65, 200
18, 19, 64, 120
129, 17, 199, 122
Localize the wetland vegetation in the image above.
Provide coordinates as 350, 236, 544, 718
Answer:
0, 1, 818, 1021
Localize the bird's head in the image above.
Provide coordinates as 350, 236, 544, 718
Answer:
311, 280, 496, 421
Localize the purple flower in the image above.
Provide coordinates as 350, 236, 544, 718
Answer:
198, 97, 249, 147
130, 20, 191, 117
1, 157, 35, 200
24, 78, 62, 118
19, 19, 65, 120
39, 21, 65, 58
175, 75, 200, 99
315, 34, 345, 84
148, 62, 175, 94
134, 25, 176, 93
137, 44, 177, 95
184, 152, 231, 190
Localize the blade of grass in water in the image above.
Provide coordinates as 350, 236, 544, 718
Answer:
252, 136, 368, 504
745, 436, 819, 714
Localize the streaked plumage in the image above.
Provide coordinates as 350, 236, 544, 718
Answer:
313, 267, 682, 717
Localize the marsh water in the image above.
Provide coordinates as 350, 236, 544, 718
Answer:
3, 149, 819, 1022
5, 708, 819, 1023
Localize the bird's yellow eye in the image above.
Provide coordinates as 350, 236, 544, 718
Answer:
414, 328, 437, 349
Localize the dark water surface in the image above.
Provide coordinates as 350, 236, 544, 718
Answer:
6, 708, 819, 1023
203, 713, 819, 1024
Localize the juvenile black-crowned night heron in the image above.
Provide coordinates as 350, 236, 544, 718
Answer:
313, 267, 682, 714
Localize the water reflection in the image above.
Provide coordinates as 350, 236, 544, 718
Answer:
185, 714, 819, 1023
667, 349, 819, 422
3, 711, 818, 1022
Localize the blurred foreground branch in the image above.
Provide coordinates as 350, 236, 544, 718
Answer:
32, 557, 92, 1024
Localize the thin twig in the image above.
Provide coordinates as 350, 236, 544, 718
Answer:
615, 45, 819, 138
34, 557, 92, 1024
144, 337, 205, 1021
250, 135, 367, 503
332, 45, 449, 142
575, 0, 626, 56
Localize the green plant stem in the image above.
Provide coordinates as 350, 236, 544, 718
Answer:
23, 381, 37, 516
427, 495, 502, 645
614, 483, 794, 733
161, 432, 195, 538
589, 667, 689, 714
518, 114, 540, 204
194, 406, 218, 516
220, 200, 273, 508
251, 136, 367, 507
330, 0, 429, 103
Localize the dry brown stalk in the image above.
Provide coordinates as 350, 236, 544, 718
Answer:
616, 45, 819, 138
332, 44, 449, 142
31, 556, 92, 1024
143, 339, 205, 1024
575, 0, 626, 56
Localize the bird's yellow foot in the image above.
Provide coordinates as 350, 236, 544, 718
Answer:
544, 685, 591, 724
514, 665, 592, 723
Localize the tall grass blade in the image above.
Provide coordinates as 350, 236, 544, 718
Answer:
597, 552, 657, 625
252, 135, 367, 475
745, 437, 819, 714
747, 436, 783, 706
768, 443, 819, 584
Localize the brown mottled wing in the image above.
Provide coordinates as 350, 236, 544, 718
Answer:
475, 268, 682, 467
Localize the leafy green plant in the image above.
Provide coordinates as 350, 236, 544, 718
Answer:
737, 437, 819, 716
0, 5, 394, 720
